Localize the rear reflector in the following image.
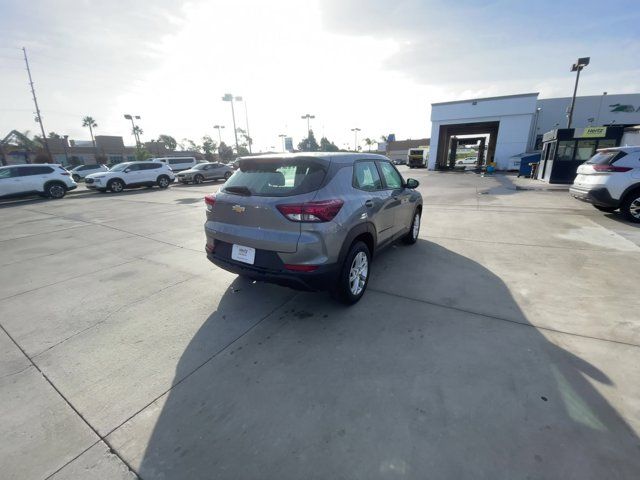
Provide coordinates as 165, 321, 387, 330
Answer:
284, 264, 319, 272
593, 165, 632, 172
204, 194, 216, 211
277, 199, 344, 222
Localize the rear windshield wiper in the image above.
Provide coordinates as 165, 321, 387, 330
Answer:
224, 185, 252, 196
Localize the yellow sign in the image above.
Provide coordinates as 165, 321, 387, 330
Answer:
576, 127, 607, 138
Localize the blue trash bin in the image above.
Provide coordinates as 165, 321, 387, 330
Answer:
517, 152, 541, 177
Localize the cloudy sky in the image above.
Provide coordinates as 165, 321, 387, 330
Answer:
1, 0, 639, 151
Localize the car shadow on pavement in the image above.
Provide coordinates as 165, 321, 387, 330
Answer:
133, 240, 640, 479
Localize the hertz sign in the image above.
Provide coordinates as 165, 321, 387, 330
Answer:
575, 127, 607, 138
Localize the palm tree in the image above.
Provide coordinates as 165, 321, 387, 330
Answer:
132, 125, 144, 147
82, 116, 98, 149
363, 137, 374, 152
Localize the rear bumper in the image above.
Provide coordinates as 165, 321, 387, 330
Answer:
569, 186, 619, 208
206, 248, 339, 292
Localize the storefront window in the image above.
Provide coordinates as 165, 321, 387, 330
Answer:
597, 139, 617, 149
556, 141, 575, 161
575, 140, 596, 161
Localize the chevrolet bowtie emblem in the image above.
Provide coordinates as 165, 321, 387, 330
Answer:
232, 205, 245, 213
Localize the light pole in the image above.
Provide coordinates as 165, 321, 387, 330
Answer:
222, 94, 242, 153
242, 99, 252, 153
301, 114, 315, 150
278, 134, 287, 152
213, 125, 225, 144
124, 114, 141, 147
567, 57, 590, 129
351, 127, 361, 151
62, 135, 69, 165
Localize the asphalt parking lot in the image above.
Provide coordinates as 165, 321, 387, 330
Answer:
1, 169, 639, 479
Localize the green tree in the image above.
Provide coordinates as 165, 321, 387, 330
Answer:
218, 142, 234, 162
201, 135, 218, 160
319, 136, 339, 152
132, 125, 143, 141
236, 128, 252, 150
186, 139, 202, 153
135, 148, 152, 161
380, 135, 388, 142
82, 116, 98, 149
48, 132, 62, 139
297, 129, 319, 152
157, 134, 177, 151
363, 137, 374, 152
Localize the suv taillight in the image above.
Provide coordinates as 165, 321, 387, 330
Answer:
277, 199, 343, 222
204, 194, 216, 211
593, 165, 632, 172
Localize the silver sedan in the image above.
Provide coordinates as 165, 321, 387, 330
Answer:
176, 162, 234, 184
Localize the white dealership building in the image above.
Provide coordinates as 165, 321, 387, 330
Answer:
428, 92, 640, 170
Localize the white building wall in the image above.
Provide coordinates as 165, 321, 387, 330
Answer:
429, 94, 538, 170
534, 94, 640, 142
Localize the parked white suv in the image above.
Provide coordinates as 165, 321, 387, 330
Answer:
0, 164, 77, 199
85, 161, 175, 192
151, 157, 198, 172
70, 164, 109, 182
570, 146, 640, 222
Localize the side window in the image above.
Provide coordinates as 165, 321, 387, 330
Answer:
22, 166, 53, 176
0, 168, 13, 179
169, 159, 183, 165
378, 161, 403, 189
353, 161, 382, 191
126, 164, 141, 172
146, 163, 161, 170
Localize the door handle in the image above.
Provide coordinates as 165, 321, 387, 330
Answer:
364, 199, 374, 208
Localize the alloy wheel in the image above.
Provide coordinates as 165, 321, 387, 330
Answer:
348, 251, 368, 296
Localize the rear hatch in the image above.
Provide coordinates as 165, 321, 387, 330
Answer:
206, 156, 329, 253
574, 150, 628, 186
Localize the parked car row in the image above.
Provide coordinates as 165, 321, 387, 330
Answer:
0, 160, 235, 200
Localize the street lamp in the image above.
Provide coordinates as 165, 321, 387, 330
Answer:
567, 57, 590, 128
62, 135, 69, 165
222, 94, 242, 153
213, 125, 225, 144
123, 114, 142, 147
351, 127, 361, 151
278, 134, 287, 152
300, 114, 315, 151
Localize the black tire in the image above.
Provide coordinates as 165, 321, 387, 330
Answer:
331, 241, 371, 305
157, 175, 170, 189
621, 189, 640, 223
403, 209, 421, 244
45, 182, 66, 199
108, 179, 125, 193
194, 174, 204, 184
223, 171, 232, 180
593, 205, 617, 213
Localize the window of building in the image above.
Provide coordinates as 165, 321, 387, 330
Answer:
575, 140, 597, 161
556, 141, 575, 161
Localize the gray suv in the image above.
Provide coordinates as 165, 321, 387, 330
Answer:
204, 153, 422, 304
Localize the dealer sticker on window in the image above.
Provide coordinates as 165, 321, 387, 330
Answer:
231, 244, 256, 265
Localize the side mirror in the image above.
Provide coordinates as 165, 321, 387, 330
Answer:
405, 178, 419, 189
124, 168, 131, 173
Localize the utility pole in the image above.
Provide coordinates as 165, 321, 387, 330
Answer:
213, 125, 225, 144
23, 47, 52, 162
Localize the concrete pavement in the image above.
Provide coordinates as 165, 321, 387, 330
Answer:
1, 171, 639, 479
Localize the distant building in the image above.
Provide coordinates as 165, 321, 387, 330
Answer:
1, 133, 203, 166
385, 138, 430, 163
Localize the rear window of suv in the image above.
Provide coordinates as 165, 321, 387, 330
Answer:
224, 158, 327, 197
586, 150, 627, 165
